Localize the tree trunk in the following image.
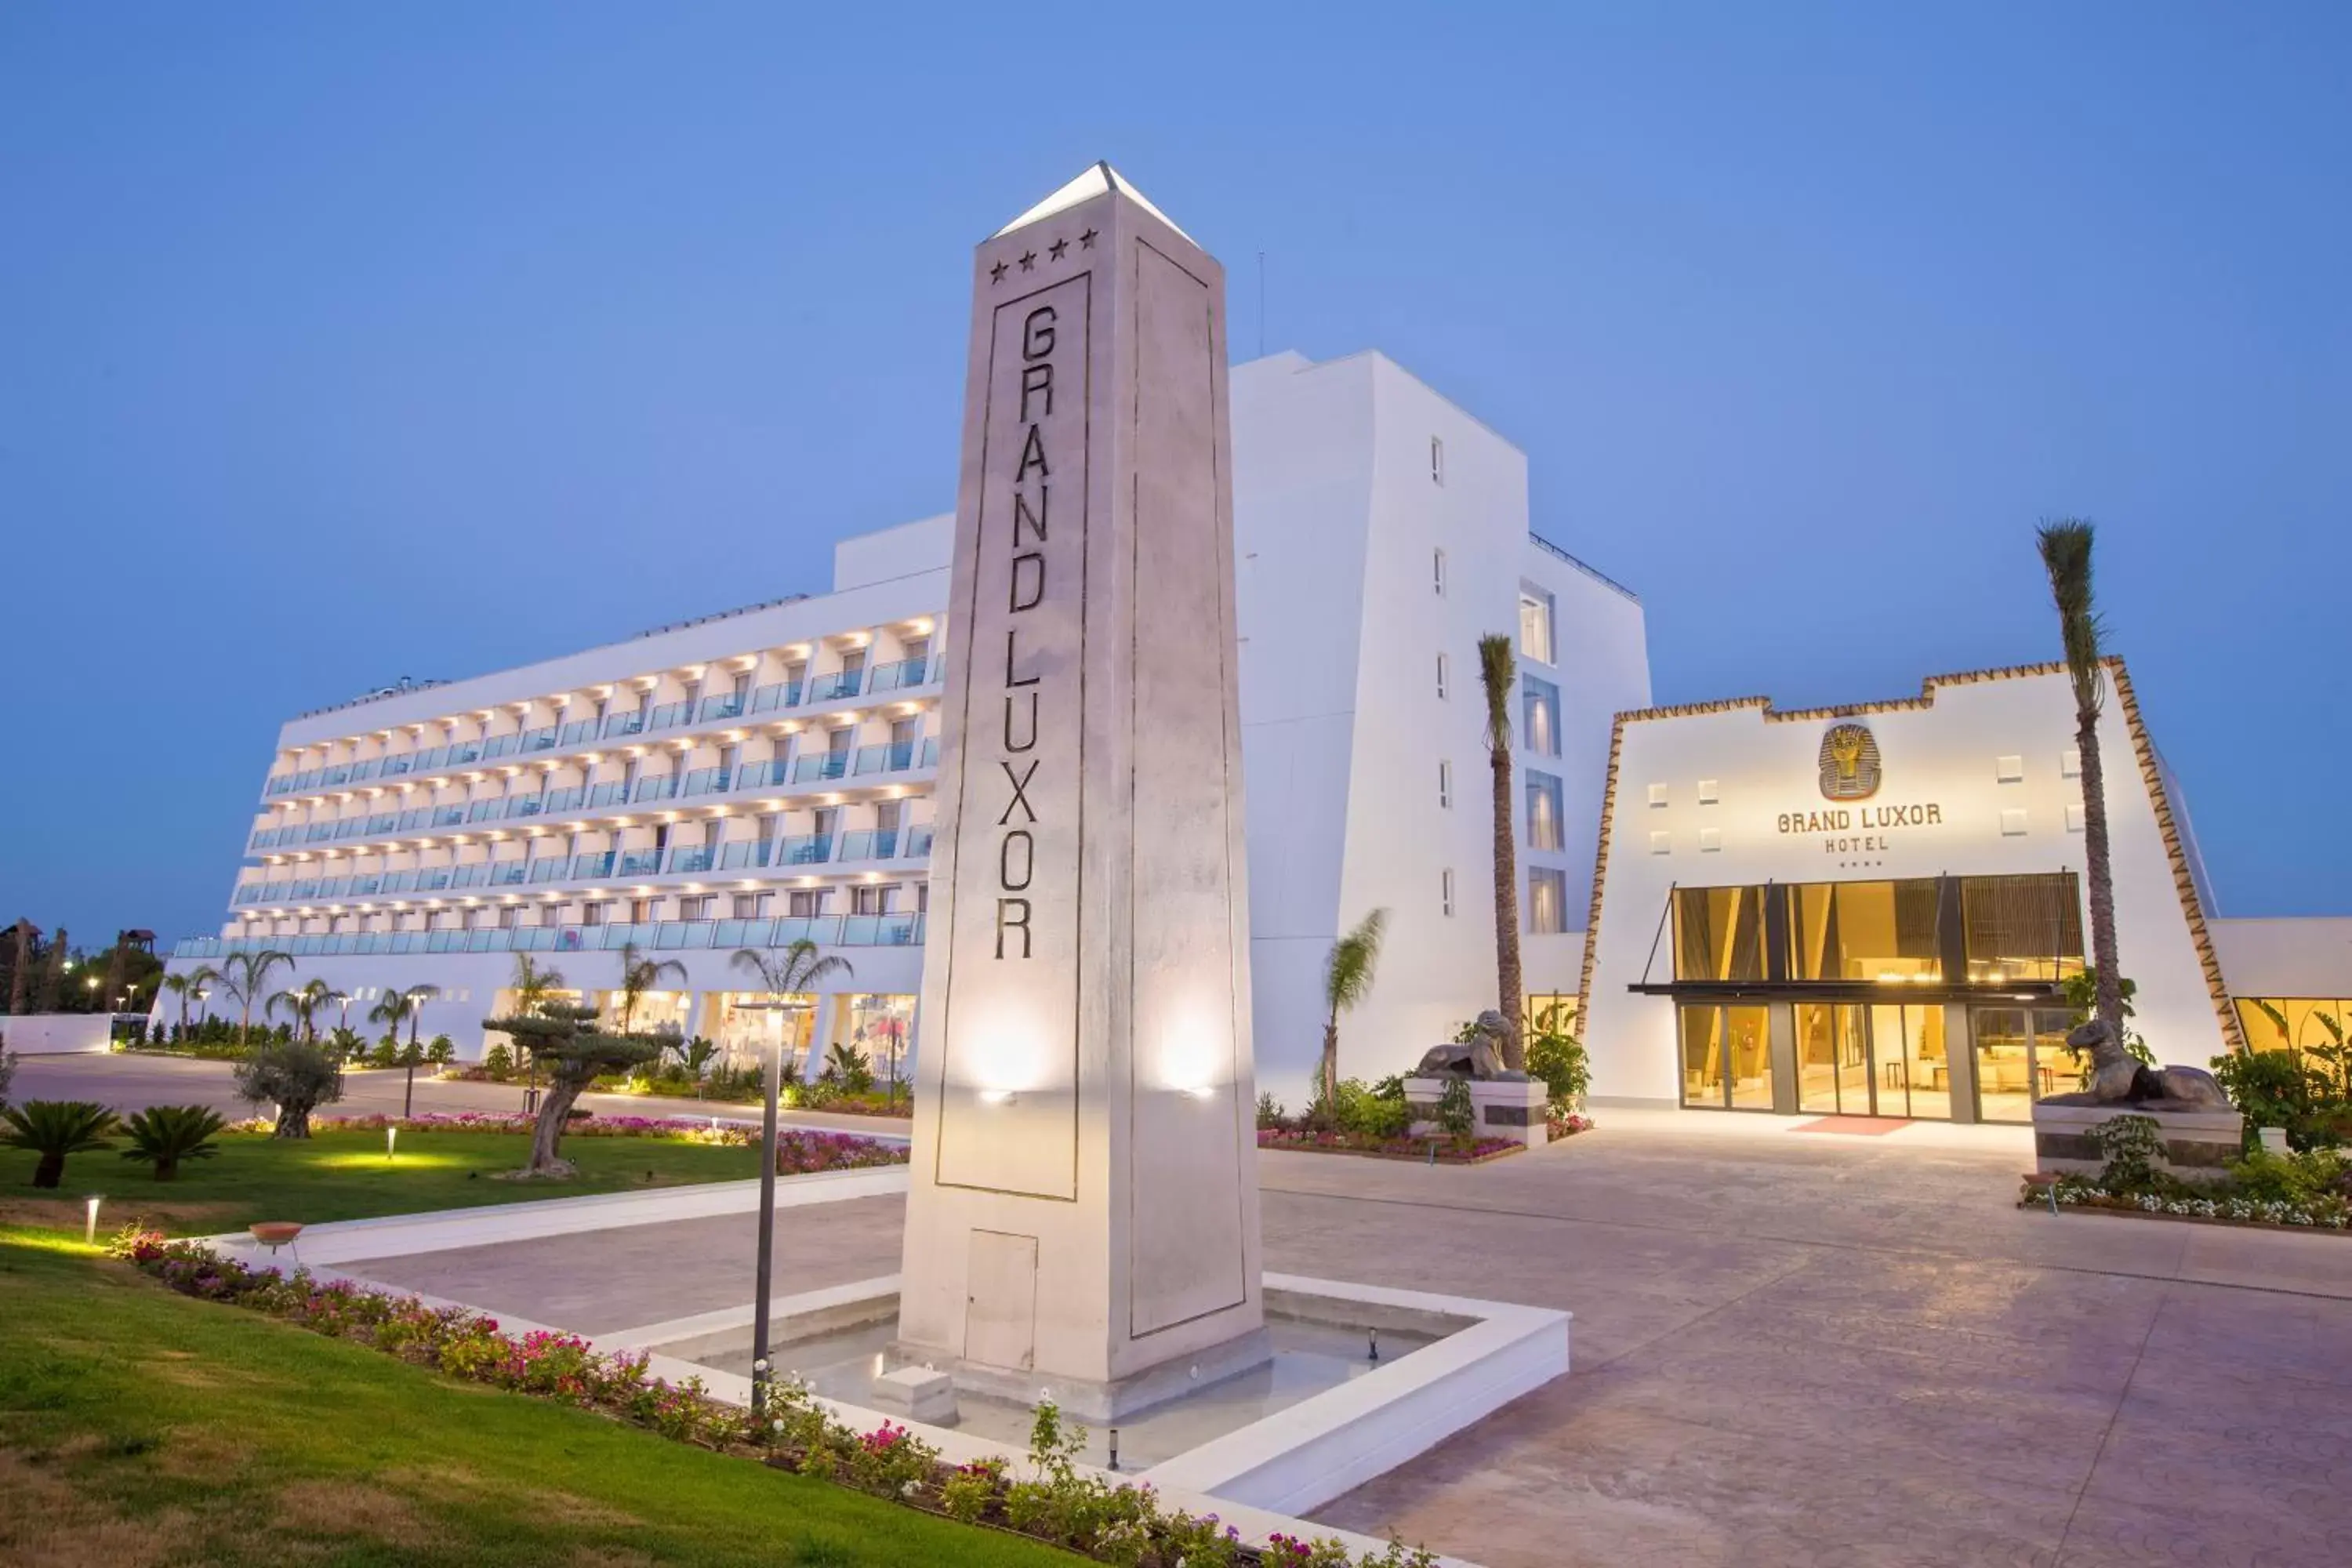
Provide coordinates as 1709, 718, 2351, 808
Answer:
32, 1152, 64, 1189
2077, 713, 2125, 1035
1490, 750, 1525, 1071
156, 1157, 179, 1181
1322, 1019, 1340, 1108
528, 1078, 586, 1174
274, 1104, 311, 1139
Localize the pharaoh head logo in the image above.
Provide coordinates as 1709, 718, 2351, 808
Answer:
1818, 722, 1882, 801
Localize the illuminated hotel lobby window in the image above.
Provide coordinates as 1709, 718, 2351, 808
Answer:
2234, 997, 2352, 1076
1785, 879, 1942, 982
1961, 873, 2085, 984
1673, 885, 1766, 983
1968, 1007, 2076, 1123
1791, 1001, 1951, 1118
1680, 1003, 1773, 1110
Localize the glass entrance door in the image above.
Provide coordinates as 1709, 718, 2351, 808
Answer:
1795, 1002, 1872, 1115
1868, 1004, 1951, 1120
1679, 1003, 1774, 1110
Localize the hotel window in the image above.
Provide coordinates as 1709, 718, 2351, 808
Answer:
1430, 435, 1445, 485
788, 888, 826, 919
582, 901, 607, 927
1525, 770, 1564, 851
731, 893, 763, 919
1432, 548, 1447, 597
1522, 675, 1561, 758
1960, 873, 2085, 983
1518, 586, 1555, 666
852, 884, 895, 916
678, 895, 713, 920
497, 906, 519, 930
2236, 997, 2352, 1074
1441, 868, 1456, 917
1435, 652, 1449, 699
630, 898, 652, 924
1438, 759, 1454, 809
1528, 867, 1568, 934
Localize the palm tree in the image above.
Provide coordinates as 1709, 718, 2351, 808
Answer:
160, 966, 216, 1034
615, 941, 686, 1034
1476, 633, 1526, 1071
267, 977, 334, 1043
731, 941, 851, 1086
213, 949, 295, 1046
368, 984, 440, 1117
1320, 909, 1390, 1108
2037, 520, 2123, 1037
503, 954, 568, 1107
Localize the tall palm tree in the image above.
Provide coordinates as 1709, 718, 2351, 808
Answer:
1320, 909, 1390, 1107
1476, 633, 1526, 1071
267, 977, 334, 1043
2037, 519, 2123, 1036
503, 953, 568, 1105
161, 966, 217, 1033
615, 941, 687, 1033
214, 949, 295, 1046
731, 940, 852, 1083
369, 983, 440, 1117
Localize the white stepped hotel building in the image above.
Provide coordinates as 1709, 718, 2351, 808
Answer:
164, 349, 1653, 1104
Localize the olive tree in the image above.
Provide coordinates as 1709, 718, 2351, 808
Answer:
233, 1037, 346, 1138
481, 1001, 663, 1176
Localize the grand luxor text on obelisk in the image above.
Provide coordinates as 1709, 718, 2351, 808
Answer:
892, 165, 1266, 1419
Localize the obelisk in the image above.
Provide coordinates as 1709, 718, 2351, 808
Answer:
894, 164, 1265, 1418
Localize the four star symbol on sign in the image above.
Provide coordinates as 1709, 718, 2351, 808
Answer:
987, 230, 1099, 284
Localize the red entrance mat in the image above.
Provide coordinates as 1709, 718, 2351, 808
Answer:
1788, 1116, 1909, 1136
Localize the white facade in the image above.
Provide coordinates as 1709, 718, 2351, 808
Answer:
1577, 659, 2242, 1120
163, 350, 1653, 1103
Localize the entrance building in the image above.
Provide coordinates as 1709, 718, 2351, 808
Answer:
1577, 661, 2245, 1121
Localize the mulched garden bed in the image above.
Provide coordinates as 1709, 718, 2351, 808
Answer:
1255, 1131, 1525, 1164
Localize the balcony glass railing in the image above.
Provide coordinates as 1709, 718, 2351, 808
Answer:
483, 735, 518, 760
490, 862, 528, 887
719, 840, 774, 870
616, 849, 662, 877
448, 865, 486, 889
836, 829, 901, 862
543, 786, 586, 813
176, 912, 924, 963
521, 725, 560, 753
812, 669, 864, 702
448, 741, 482, 765
748, 680, 803, 713
506, 795, 544, 819
351, 759, 380, 782
587, 782, 628, 808
732, 759, 792, 791
865, 655, 933, 694
648, 699, 693, 731
417, 869, 452, 891
633, 775, 680, 803
905, 823, 935, 857
793, 752, 851, 783
697, 693, 745, 723
559, 720, 597, 746
780, 833, 833, 865
601, 711, 646, 739
527, 858, 569, 884
852, 740, 919, 776
382, 754, 412, 777
662, 846, 715, 874
681, 767, 729, 797
466, 800, 502, 823
571, 851, 615, 880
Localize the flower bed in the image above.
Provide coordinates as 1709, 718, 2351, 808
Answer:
229, 1112, 909, 1174
2022, 1174, 2352, 1232
1546, 1111, 1593, 1142
1255, 1127, 1523, 1164
109, 1229, 1434, 1568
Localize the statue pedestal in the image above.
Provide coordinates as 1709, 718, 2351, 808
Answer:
1405, 1076, 1549, 1148
2031, 1100, 2245, 1185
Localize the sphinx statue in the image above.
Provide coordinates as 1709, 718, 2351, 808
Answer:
1413, 1010, 1528, 1081
2060, 1018, 2232, 1110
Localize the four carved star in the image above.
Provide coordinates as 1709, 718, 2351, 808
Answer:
992, 232, 1097, 285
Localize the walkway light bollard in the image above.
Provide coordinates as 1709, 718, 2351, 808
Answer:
739, 1001, 788, 1418
85, 1195, 102, 1245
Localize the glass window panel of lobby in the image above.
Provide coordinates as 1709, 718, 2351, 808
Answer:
1673, 885, 1767, 982
1962, 873, 2084, 985
1681, 1003, 1773, 1109
1786, 879, 1942, 982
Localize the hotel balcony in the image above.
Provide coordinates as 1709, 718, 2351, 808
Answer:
260, 659, 942, 801
245, 736, 941, 858
172, 911, 927, 962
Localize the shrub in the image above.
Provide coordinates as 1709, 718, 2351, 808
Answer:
327, 1026, 366, 1062
2228, 1147, 2346, 1205
1436, 1077, 1475, 1142
234, 1038, 346, 1138
2090, 1113, 2164, 1187
426, 1034, 456, 1066
2211, 1050, 2325, 1149
2, 1100, 120, 1188
1327, 1078, 1408, 1141
483, 1041, 516, 1080
1255, 1091, 1286, 1131
121, 1105, 228, 1180
826, 1043, 877, 1094
1526, 1004, 1589, 1111
368, 1035, 401, 1069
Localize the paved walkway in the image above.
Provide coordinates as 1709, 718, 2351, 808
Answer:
6, 1051, 908, 1138
37, 1054, 2352, 1564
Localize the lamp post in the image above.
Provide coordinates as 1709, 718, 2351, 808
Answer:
732, 997, 790, 1417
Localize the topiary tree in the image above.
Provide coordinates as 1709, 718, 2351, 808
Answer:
121, 1105, 227, 1180
234, 1037, 346, 1138
2, 1100, 120, 1188
481, 1001, 663, 1176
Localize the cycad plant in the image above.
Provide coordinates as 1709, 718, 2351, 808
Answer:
121, 1104, 227, 1180
1476, 633, 1526, 1070
214, 949, 296, 1047
1319, 909, 1390, 1109
2, 1100, 121, 1189
2036, 520, 2123, 1037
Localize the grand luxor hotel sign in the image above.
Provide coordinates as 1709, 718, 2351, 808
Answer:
1777, 722, 1946, 853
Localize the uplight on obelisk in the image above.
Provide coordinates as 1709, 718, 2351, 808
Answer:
894, 164, 1266, 1417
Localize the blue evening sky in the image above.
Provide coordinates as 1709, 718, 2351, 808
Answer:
3, 2, 2345, 947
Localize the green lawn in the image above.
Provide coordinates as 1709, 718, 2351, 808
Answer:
0, 1226, 1068, 1566
0, 1129, 765, 1238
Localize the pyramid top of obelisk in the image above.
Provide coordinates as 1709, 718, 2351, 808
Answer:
990, 161, 1196, 244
